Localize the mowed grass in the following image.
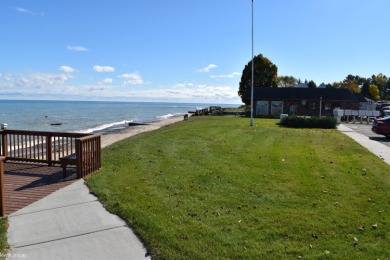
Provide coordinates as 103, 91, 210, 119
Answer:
87, 117, 390, 259
0, 217, 8, 258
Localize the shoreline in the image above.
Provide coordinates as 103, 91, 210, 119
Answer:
100, 115, 186, 148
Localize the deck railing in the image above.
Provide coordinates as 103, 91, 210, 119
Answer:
0, 156, 5, 216
76, 134, 101, 179
0, 130, 101, 216
0, 129, 101, 177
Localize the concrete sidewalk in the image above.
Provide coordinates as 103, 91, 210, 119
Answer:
7, 180, 150, 260
338, 123, 390, 166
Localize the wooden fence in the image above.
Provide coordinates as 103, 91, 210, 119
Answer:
0, 157, 5, 216
0, 129, 101, 176
0, 130, 101, 216
75, 134, 101, 179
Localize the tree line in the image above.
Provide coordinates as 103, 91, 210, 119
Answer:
239, 54, 390, 104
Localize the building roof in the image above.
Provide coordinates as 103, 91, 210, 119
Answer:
296, 83, 308, 88
244, 87, 367, 102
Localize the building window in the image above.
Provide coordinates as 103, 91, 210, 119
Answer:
271, 101, 283, 116
256, 101, 269, 116
325, 103, 331, 110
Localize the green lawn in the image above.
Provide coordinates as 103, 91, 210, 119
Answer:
87, 117, 390, 259
222, 107, 245, 113
0, 217, 8, 258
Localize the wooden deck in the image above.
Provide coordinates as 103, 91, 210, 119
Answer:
0, 129, 101, 216
4, 162, 78, 215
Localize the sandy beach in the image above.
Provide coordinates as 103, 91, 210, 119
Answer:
100, 115, 186, 148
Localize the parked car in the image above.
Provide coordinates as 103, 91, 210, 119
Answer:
383, 109, 390, 117
380, 106, 390, 117
377, 103, 390, 110
372, 116, 390, 137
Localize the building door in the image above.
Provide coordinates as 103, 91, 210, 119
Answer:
271, 101, 283, 117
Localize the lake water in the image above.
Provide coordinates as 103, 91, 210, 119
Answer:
0, 100, 238, 133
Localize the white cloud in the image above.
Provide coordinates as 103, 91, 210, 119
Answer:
93, 65, 115, 73
98, 78, 113, 85
174, 83, 194, 88
88, 86, 109, 92
16, 7, 33, 14
210, 72, 241, 78
0, 71, 73, 95
197, 64, 218, 73
28, 73, 73, 86
59, 66, 76, 73
116, 83, 241, 103
0, 71, 114, 99
16, 7, 44, 16
67, 45, 89, 52
0, 70, 242, 103
118, 72, 144, 85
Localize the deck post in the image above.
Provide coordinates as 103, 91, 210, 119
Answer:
75, 139, 82, 179
0, 156, 6, 216
1, 130, 7, 157
46, 133, 52, 166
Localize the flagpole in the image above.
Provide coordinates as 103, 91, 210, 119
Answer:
250, 0, 254, 126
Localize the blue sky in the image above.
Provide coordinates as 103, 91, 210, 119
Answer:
0, 0, 389, 104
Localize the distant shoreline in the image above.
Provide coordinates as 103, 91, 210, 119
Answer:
100, 115, 186, 148
0, 100, 228, 133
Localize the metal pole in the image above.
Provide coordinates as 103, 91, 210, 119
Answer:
250, 0, 254, 126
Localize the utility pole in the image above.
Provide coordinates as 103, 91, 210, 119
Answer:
250, 0, 254, 126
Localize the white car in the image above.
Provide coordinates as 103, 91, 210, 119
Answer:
380, 106, 390, 117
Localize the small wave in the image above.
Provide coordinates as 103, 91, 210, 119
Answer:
77, 120, 129, 134
156, 113, 184, 120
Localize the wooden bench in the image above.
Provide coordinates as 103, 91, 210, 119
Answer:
60, 153, 77, 178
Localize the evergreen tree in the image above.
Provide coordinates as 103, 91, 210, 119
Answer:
238, 54, 278, 104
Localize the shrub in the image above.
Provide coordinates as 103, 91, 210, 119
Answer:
280, 116, 337, 129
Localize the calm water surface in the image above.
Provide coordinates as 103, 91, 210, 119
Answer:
0, 100, 238, 133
